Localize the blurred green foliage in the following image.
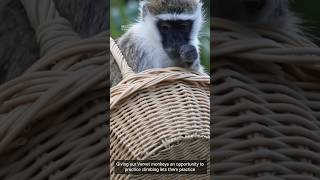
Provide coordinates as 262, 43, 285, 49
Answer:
110, 0, 210, 71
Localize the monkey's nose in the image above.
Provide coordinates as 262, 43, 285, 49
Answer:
179, 44, 198, 67
243, 0, 266, 14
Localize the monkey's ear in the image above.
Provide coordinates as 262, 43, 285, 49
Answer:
139, 0, 150, 20
142, 5, 148, 19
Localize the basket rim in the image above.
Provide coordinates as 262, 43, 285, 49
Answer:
110, 67, 210, 109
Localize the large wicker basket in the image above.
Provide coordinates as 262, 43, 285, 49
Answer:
110, 37, 210, 180
212, 18, 320, 180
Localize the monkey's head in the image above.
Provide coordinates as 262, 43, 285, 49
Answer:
213, 0, 293, 29
139, 0, 204, 70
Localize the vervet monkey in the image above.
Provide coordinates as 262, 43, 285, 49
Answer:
110, 0, 205, 86
0, 0, 108, 84
213, 0, 300, 32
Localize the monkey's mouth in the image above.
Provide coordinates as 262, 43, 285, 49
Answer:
165, 44, 198, 68
174, 60, 195, 69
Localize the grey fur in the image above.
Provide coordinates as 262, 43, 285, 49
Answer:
110, 1, 204, 87
142, 0, 199, 15
0, 0, 108, 84
110, 32, 156, 86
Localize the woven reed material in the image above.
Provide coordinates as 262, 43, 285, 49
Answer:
0, 0, 108, 179
110, 36, 210, 179
212, 18, 320, 180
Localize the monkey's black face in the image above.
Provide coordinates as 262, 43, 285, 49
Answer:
156, 20, 198, 68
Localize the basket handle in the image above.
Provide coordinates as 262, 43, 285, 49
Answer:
110, 37, 134, 78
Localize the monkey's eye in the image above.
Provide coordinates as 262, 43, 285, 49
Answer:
178, 22, 191, 29
158, 22, 171, 31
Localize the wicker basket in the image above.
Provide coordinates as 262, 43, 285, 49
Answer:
212, 18, 320, 180
110, 37, 210, 180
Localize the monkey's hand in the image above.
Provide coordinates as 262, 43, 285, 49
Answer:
179, 44, 198, 65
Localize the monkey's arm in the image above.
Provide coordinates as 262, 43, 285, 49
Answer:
110, 56, 123, 87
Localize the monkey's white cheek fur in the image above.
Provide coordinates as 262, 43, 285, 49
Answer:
115, 0, 205, 76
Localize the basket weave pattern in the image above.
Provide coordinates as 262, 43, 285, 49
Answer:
110, 37, 210, 180
212, 18, 320, 179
